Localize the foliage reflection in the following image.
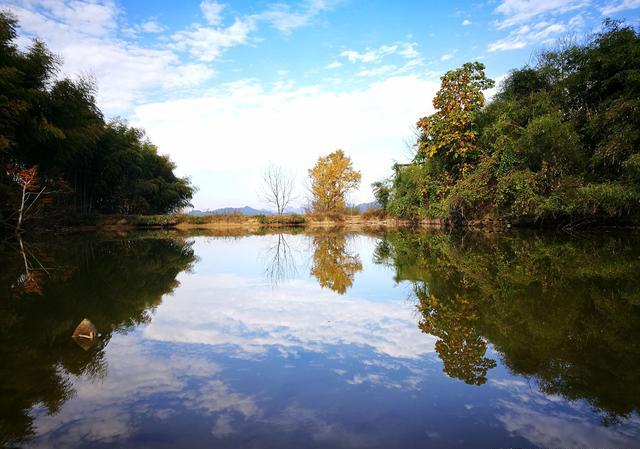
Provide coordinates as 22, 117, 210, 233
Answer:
375, 230, 640, 421
310, 232, 363, 295
0, 235, 196, 447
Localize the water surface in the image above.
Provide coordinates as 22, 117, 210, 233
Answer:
1, 229, 639, 448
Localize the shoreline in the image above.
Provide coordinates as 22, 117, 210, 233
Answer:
13, 213, 640, 234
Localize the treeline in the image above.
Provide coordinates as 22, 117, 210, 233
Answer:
0, 12, 193, 230
377, 21, 640, 227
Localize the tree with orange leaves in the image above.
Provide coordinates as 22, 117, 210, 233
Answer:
8, 165, 47, 232
416, 62, 494, 166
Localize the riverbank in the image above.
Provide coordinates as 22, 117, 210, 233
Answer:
22, 212, 640, 234
52, 212, 428, 233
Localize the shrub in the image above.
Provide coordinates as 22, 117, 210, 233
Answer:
362, 208, 386, 220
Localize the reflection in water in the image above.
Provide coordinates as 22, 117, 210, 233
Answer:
9, 235, 54, 298
1, 230, 639, 448
263, 233, 298, 285
416, 287, 496, 385
374, 230, 640, 422
310, 232, 363, 295
0, 236, 196, 447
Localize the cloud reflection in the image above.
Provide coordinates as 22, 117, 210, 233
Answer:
26, 337, 259, 448
142, 273, 436, 360
490, 378, 640, 448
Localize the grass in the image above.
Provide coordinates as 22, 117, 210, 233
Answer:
51, 210, 419, 232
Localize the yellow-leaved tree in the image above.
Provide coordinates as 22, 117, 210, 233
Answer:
308, 150, 361, 212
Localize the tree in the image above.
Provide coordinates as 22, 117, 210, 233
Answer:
385, 23, 640, 225
371, 179, 391, 210
7, 165, 49, 232
416, 62, 494, 165
260, 163, 295, 215
308, 150, 361, 212
0, 12, 194, 227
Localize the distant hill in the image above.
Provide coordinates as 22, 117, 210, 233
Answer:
354, 201, 380, 212
188, 202, 379, 216
188, 206, 274, 216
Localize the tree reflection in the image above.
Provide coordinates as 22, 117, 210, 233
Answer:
0, 236, 196, 447
416, 286, 496, 385
310, 233, 362, 295
263, 233, 298, 285
375, 230, 640, 421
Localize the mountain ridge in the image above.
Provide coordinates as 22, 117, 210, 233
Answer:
188, 202, 379, 216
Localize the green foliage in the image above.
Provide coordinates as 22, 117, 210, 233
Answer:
371, 179, 391, 210
387, 163, 448, 219
387, 22, 640, 226
495, 169, 541, 218
517, 112, 583, 173
576, 182, 640, 218
0, 13, 193, 226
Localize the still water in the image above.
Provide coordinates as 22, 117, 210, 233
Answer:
1, 229, 640, 448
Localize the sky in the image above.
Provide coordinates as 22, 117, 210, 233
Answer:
2, 0, 640, 210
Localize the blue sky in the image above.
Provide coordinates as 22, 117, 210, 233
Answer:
3, 0, 640, 209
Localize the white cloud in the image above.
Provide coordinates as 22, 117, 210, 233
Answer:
398, 42, 420, 59
488, 39, 526, 52
326, 60, 342, 69
340, 44, 399, 63
493, 0, 590, 29
568, 14, 586, 29
489, 21, 566, 52
200, 0, 225, 25
170, 17, 255, 62
440, 52, 455, 61
132, 74, 439, 208
1, 0, 343, 116
257, 0, 336, 34
601, 0, 640, 14
462, 19, 472, 26
139, 20, 164, 33
357, 64, 396, 77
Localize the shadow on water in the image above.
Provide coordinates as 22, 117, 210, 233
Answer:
0, 235, 196, 447
373, 229, 640, 423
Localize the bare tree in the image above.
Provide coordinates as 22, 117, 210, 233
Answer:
260, 163, 295, 215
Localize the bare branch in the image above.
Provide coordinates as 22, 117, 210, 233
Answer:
260, 163, 296, 215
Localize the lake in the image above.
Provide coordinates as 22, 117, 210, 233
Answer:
1, 229, 640, 448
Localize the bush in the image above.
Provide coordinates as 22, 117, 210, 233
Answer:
576, 183, 640, 218
362, 208, 386, 220
306, 211, 345, 222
